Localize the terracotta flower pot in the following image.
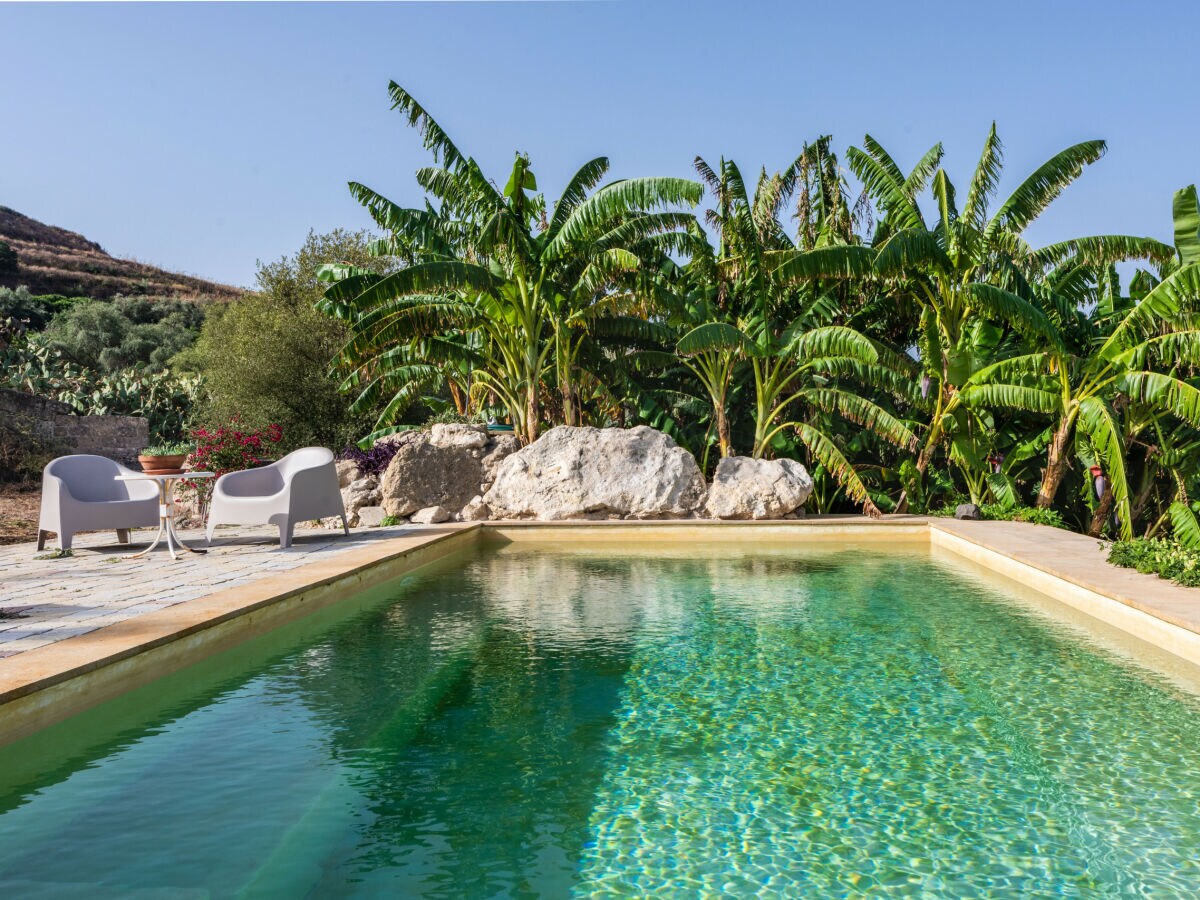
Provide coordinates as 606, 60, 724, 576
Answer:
138, 454, 188, 476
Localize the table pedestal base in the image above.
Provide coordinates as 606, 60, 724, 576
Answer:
128, 486, 207, 561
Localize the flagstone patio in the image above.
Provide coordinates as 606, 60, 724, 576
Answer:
0, 525, 424, 658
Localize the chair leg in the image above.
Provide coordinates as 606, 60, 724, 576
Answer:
279, 520, 294, 549
116, 529, 130, 544
205, 517, 217, 547
36, 530, 48, 551
59, 532, 73, 552
340, 514, 349, 536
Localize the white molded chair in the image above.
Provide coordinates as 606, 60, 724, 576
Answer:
205, 447, 348, 549
38, 455, 159, 552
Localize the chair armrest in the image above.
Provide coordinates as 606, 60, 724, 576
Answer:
215, 465, 287, 499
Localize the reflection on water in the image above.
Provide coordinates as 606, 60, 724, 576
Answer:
0, 543, 1197, 897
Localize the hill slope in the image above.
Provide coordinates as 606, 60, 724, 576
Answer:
0, 206, 243, 301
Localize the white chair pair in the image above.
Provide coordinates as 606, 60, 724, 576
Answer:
38, 447, 347, 552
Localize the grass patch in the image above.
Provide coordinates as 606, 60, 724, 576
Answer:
33, 548, 73, 560
1107, 539, 1200, 588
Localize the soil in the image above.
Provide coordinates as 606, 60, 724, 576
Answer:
0, 483, 40, 545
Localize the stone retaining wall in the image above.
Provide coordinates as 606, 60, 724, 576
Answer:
0, 388, 147, 467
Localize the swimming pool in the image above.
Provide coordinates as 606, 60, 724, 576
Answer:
1, 541, 1198, 896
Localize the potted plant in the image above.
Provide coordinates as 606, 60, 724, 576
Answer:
138, 440, 193, 475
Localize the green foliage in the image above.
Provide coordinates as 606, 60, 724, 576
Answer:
0, 287, 52, 329
1108, 539, 1200, 587
380, 514, 403, 527
2, 316, 201, 441
0, 240, 16, 276
321, 87, 702, 446
1167, 501, 1200, 549
0, 288, 91, 331
930, 502, 1067, 528
983, 505, 1067, 528
141, 439, 193, 456
42, 295, 208, 372
33, 549, 74, 561
192, 230, 382, 451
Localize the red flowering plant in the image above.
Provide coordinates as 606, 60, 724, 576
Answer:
178, 419, 284, 512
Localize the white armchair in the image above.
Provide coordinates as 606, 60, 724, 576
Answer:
205, 447, 348, 548
38, 455, 159, 552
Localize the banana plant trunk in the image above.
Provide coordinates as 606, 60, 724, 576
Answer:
1087, 484, 1114, 537
523, 385, 539, 445
1036, 412, 1077, 509
716, 406, 733, 458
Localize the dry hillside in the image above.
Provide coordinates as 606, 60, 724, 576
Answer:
0, 206, 243, 301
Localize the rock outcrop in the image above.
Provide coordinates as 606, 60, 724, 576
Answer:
379, 425, 517, 521
341, 476, 382, 527
704, 456, 814, 520
484, 426, 707, 520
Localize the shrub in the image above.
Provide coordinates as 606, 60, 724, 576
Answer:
0, 241, 16, 277
337, 440, 406, 477
1108, 539, 1200, 587
42, 295, 208, 372
180, 421, 284, 507
931, 502, 1067, 529
2, 316, 201, 441
190, 230, 385, 451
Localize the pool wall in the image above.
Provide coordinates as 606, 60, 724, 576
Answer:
0, 524, 479, 744
3, 516, 1199, 745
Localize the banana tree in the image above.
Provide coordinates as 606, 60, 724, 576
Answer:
961, 264, 1200, 536
848, 127, 1174, 492
319, 82, 701, 445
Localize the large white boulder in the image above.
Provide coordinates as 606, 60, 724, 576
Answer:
484, 425, 707, 520
379, 427, 501, 518
704, 456, 814, 520
429, 423, 488, 450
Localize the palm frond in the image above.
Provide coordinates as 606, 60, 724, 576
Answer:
387, 81, 466, 169
545, 177, 703, 257
961, 123, 1003, 231
986, 140, 1106, 237
793, 422, 882, 517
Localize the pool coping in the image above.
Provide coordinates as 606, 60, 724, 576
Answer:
2, 516, 1198, 743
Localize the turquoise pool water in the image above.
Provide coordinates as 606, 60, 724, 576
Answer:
1, 542, 1199, 897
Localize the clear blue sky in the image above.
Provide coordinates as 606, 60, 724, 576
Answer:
2, 1, 1197, 289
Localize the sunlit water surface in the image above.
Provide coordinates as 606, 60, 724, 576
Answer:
1, 543, 1199, 897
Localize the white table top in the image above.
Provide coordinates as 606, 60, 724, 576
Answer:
115, 471, 215, 482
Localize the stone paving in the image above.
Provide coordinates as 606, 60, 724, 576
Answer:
0, 524, 421, 659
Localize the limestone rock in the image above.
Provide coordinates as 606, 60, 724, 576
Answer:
955, 503, 983, 520
410, 505, 450, 524
335, 459, 361, 489
484, 426, 706, 520
459, 495, 491, 521
340, 475, 381, 527
357, 505, 386, 528
430, 423, 488, 450
380, 433, 486, 518
704, 457, 814, 520
480, 434, 520, 486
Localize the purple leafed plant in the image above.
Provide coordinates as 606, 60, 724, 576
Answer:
338, 441, 403, 477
